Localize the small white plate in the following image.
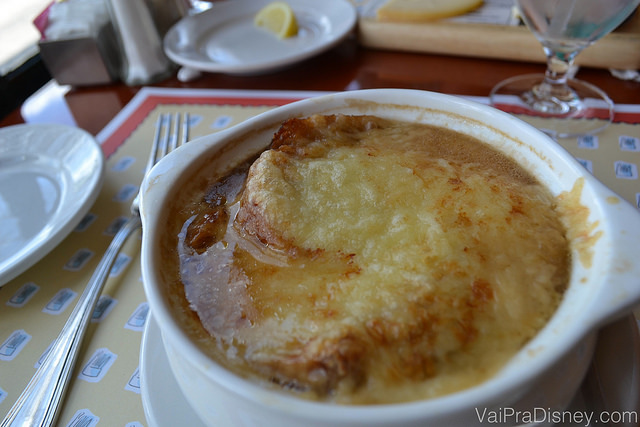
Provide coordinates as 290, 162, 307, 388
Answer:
163, 0, 357, 75
0, 123, 104, 286
140, 315, 207, 427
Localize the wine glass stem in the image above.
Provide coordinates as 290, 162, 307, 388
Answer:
533, 49, 580, 105
544, 48, 577, 84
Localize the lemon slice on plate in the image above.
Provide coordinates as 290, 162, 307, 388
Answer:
254, 1, 298, 39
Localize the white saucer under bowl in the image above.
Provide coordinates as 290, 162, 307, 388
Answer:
140, 314, 206, 427
140, 313, 640, 427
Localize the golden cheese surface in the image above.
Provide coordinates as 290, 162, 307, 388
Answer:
175, 114, 569, 404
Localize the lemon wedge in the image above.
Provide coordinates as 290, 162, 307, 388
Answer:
254, 1, 298, 39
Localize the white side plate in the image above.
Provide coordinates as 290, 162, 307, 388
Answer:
163, 0, 357, 75
0, 123, 104, 286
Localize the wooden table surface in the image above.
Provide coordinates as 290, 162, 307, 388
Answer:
2, 36, 640, 135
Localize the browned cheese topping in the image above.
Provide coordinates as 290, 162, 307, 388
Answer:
173, 114, 569, 404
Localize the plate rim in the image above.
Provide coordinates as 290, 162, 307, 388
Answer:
140, 313, 207, 427
163, 0, 357, 75
0, 123, 105, 287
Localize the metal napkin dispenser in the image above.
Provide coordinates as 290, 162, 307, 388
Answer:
36, 0, 121, 86
38, 21, 121, 86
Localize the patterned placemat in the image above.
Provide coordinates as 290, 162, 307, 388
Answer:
0, 88, 638, 426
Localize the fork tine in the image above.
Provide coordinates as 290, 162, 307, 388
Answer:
181, 112, 190, 146
169, 113, 180, 152
160, 114, 172, 160
145, 114, 165, 174
157, 113, 171, 159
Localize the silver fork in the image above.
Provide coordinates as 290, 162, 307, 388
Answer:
1, 112, 190, 427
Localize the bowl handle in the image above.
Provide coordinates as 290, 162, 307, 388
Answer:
587, 192, 640, 329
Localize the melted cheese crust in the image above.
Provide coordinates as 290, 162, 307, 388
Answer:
177, 115, 569, 404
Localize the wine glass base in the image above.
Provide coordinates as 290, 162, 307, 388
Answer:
489, 74, 614, 139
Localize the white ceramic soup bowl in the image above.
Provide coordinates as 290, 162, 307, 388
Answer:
140, 89, 640, 427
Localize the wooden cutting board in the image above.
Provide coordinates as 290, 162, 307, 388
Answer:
358, 7, 640, 70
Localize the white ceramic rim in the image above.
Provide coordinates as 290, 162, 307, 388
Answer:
140, 89, 640, 423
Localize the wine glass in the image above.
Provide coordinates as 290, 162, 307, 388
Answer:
490, 0, 640, 138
